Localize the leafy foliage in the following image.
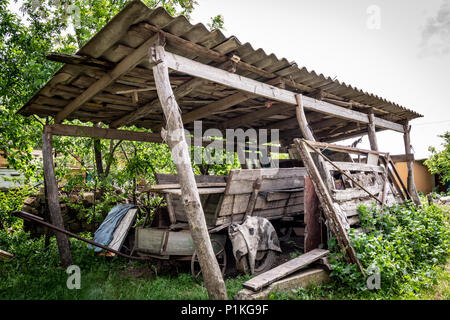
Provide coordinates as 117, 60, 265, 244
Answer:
0, 0, 227, 228
425, 131, 450, 185
328, 202, 450, 296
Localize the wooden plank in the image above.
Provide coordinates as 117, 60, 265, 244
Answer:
47, 124, 162, 142
154, 174, 227, 184
266, 190, 304, 202
300, 140, 389, 156
367, 153, 379, 165
158, 187, 226, 195
0, 249, 13, 260
55, 34, 159, 123
214, 208, 304, 226
243, 249, 329, 291
145, 182, 227, 192
324, 161, 384, 173
390, 154, 415, 163
163, 51, 404, 132
218, 193, 304, 217
227, 177, 304, 195
46, 52, 114, 69
109, 208, 137, 251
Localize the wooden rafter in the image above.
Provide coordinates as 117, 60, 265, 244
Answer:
110, 77, 205, 128
54, 33, 160, 123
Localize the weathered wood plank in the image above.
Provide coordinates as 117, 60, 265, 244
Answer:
159, 187, 226, 195
332, 186, 382, 201
243, 249, 329, 291
325, 161, 384, 173
47, 124, 162, 142
145, 182, 227, 192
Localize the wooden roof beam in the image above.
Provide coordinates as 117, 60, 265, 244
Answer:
46, 124, 163, 143
162, 51, 405, 133
54, 33, 160, 123
110, 77, 206, 128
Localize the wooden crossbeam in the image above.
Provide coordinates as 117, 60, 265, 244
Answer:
162, 51, 405, 133
110, 77, 205, 128
182, 92, 253, 124
54, 34, 159, 123
46, 124, 162, 143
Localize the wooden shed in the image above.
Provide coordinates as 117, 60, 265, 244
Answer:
16, 0, 424, 299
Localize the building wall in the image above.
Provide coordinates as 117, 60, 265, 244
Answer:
395, 161, 435, 194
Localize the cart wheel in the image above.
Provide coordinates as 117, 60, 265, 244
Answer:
191, 239, 227, 284
236, 249, 277, 276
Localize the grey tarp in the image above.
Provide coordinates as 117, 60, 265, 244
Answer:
228, 216, 281, 274
89, 203, 136, 252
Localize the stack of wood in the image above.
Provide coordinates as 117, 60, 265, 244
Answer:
20, 189, 101, 236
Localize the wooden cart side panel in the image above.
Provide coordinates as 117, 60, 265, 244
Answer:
217, 192, 304, 217
155, 173, 227, 184
226, 168, 306, 195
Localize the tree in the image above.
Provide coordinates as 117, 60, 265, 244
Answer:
0, 0, 224, 182
425, 131, 450, 186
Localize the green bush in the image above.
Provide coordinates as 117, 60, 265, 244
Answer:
328, 202, 450, 296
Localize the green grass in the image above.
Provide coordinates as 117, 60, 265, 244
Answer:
1, 203, 449, 300
0, 230, 250, 300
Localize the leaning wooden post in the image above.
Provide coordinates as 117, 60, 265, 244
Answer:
367, 109, 379, 151
42, 126, 73, 267
151, 43, 228, 300
403, 123, 421, 206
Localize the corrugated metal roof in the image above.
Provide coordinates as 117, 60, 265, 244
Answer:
18, 0, 422, 142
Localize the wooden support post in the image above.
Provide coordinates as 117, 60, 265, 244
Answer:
367, 110, 379, 151
295, 94, 334, 189
151, 44, 228, 300
42, 126, 73, 267
295, 94, 315, 141
403, 124, 421, 206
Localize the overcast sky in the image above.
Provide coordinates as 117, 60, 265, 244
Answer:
191, 0, 450, 158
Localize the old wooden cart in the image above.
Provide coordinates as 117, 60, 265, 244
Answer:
133, 167, 317, 278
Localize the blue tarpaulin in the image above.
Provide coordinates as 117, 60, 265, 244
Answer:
89, 203, 136, 252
